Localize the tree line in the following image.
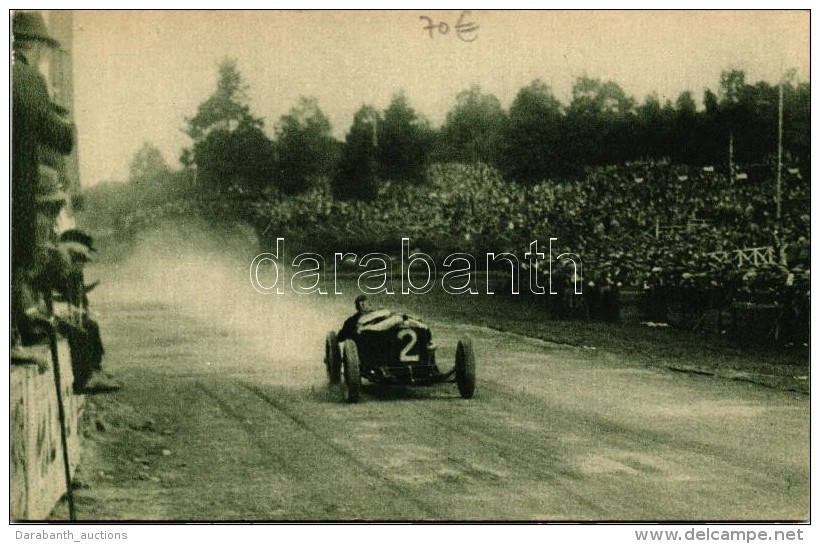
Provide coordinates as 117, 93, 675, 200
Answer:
178, 59, 809, 201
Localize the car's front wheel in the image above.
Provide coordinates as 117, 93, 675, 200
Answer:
343, 340, 361, 403
455, 337, 476, 399
325, 331, 341, 384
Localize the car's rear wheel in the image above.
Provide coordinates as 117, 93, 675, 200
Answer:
325, 331, 341, 384
343, 340, 361, 403
455, 337, 476, 399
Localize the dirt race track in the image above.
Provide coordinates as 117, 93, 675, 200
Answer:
62, 227, 809, 521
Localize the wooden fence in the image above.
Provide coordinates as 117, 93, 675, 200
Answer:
707, 246, 776, 268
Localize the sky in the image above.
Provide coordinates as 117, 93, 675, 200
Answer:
61, 9, 810, 187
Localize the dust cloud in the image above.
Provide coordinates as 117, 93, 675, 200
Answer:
89, 218, 349, 378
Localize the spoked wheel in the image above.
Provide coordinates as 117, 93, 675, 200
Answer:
343, 340, 361, 403
455, 336, 476, 399
325, 331, 341, 384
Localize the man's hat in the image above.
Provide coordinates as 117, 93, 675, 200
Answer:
13, 11, 59, 48
59, 241, 92, 264
59, 229, 96, 252
36, 164, 67, 213
37, 190, 68, 214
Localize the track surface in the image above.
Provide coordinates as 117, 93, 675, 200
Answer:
70, 240, 809, 521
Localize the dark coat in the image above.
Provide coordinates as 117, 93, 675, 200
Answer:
12, 53, 74, 272
337, 312, 362, 342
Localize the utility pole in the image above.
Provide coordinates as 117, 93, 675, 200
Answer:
45, 10, 79, 521
369, 109, 378, 148
776, 76, 784, 224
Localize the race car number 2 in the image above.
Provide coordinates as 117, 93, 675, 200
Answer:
397, 329, 420, 363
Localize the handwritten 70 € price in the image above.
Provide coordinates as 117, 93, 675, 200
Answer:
419, 11, 479, 42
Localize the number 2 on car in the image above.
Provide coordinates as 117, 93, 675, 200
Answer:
397, 329, 419, 363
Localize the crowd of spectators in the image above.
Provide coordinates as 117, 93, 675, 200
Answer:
248, 159, 808, 342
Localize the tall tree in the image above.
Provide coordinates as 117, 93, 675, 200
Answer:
274, 96, 338, 194
182, 58, 275, 194
436, 85, 507, 166
184, 58, 262, 142
672, 90, 700, 163
193, 124, 276, 193
500, 80, 564, 183
334, 105, 380, 200
377, 93, 434, 183
700, 88, 724, 164
704, 70, 779, 167
783, 79, 810, 169
564, 76, 636, 167
129, 142, 169, 186
635, 93, 676, 160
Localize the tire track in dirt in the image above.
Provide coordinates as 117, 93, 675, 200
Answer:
240, 382, 443, 518
484, 375, 807, 491
237, 376, 608, 519
411, 402, 611, 518
427, 322, 807, 519
366, 377, 659, 520
438, 376, 808, 520
195, 380, 438, 519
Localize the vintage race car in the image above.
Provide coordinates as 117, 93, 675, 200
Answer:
324, 309, 476, 403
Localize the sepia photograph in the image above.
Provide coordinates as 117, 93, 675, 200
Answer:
7, 6, 811, 529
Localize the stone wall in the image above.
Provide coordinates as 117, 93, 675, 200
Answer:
10, 339, 84, 520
